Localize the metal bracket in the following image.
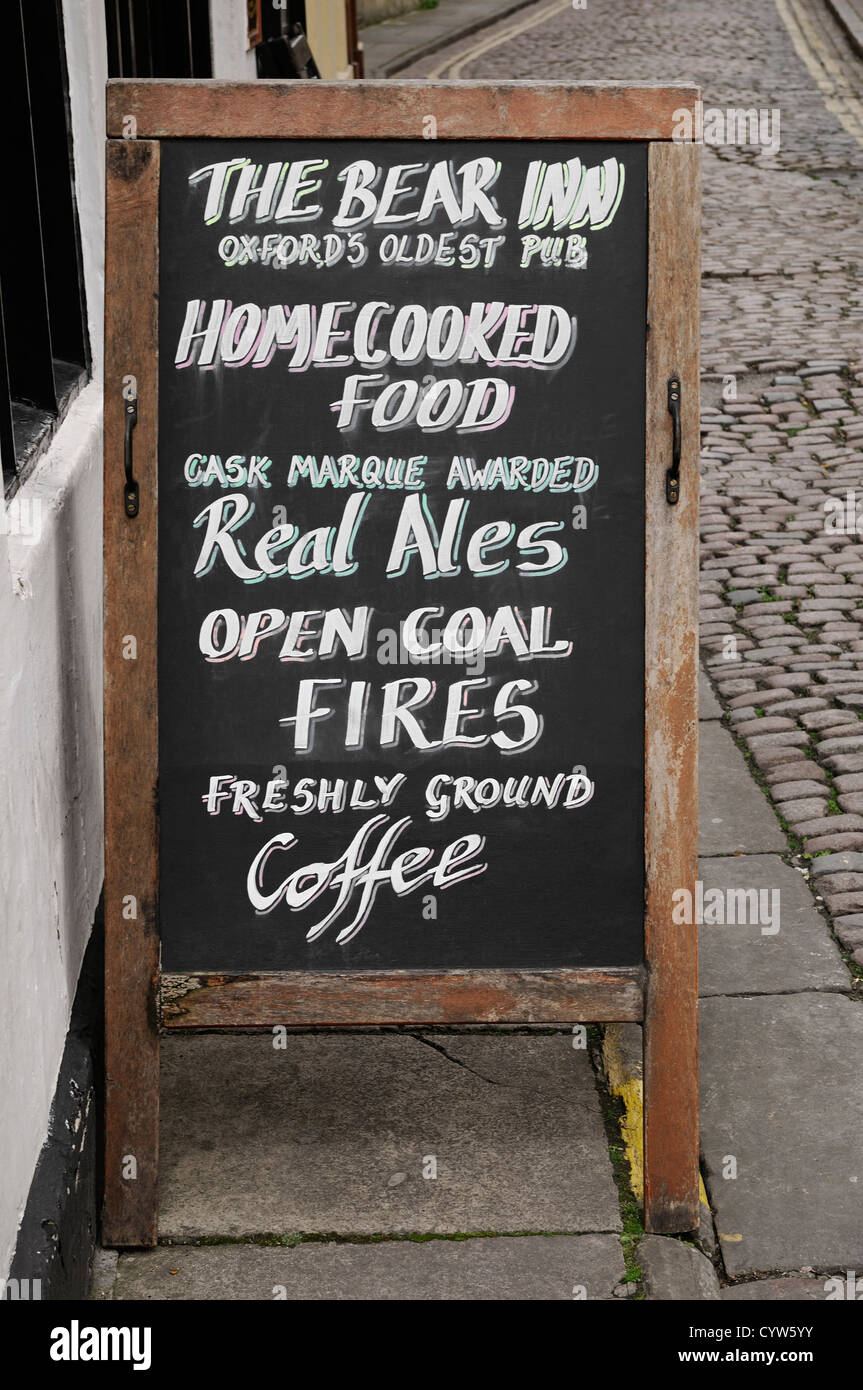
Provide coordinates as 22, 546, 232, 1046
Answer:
124, 393, 139, 517
666, 376, 681, 505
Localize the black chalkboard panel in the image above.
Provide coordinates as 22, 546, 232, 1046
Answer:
157, 138, 646, 972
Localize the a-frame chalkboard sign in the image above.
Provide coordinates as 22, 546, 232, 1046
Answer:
103, 80, 700, 1247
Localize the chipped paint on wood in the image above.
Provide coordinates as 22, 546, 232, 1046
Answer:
103, 140, 161, 1248
102, 86, 701, 1247
161, 968, 645, 1028
642, 139, 701, 1234
106, 79, 699, 142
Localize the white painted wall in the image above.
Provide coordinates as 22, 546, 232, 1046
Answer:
0, 388, 105, 1282
0, 0, 108, 1284
1, 0, 255, 1284
210, 0, 257, 78
0, 0, 108, 1278
64, 0, 108, 371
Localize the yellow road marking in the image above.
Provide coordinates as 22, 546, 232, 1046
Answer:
426, 0, 575, 80
775, 0, 863, 147
603, 1024, 710, 1217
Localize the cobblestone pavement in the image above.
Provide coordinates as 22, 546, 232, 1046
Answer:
700, 360, 863, 971
407, 0, 863, 975
410, 0, 863, 365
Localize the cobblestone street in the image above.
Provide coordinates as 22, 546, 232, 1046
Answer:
407, 1, 863, 970
409, 0, 863, 362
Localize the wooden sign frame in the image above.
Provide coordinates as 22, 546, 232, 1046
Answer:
103, 79, 700, 1248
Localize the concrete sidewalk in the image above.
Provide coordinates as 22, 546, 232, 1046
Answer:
696, 670, 861, 1288
359, 0, 537, 78
94, 675, 861, 1301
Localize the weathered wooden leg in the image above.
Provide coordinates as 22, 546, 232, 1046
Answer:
103, 138, 161, 1246
643, 139, 701, 1234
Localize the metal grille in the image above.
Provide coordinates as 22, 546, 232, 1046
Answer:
0, 1, 90, 494
105, 0, 212, 79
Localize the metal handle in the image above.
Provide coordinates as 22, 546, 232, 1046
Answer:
124, 394, 139, 517
666, 376, 681, 505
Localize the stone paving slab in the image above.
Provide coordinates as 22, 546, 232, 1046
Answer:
108, 1234, 625, 1301
638, 1235, 720, 1301
699, 720, 787, 855
721, 1277, 832, 1300
700, 994, 863, 1278
700, 667, 723, 720
697, 854, 848, 996
158, 1034, 620, 1239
